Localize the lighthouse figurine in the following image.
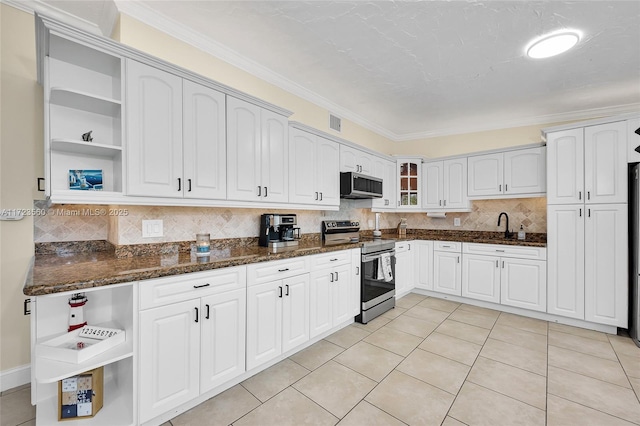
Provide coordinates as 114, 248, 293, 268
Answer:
68, 293, 88, 332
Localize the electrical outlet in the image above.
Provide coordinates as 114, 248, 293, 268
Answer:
453, 218, 461, 227
142, 220, 163, 238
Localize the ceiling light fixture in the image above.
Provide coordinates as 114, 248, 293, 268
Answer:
526, 30, 581, 59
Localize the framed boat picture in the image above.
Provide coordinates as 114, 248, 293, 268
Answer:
69, 170, 103, 191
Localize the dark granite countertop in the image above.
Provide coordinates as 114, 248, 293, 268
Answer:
24, 230, 545, 297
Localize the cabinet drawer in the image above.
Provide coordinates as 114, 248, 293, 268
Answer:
310, 250, 351, 269
139, 266, 246, 310
395, 241, 413, 253
434, 241, 462, 252
463, 243, 546, 260
247, 257, 310, 286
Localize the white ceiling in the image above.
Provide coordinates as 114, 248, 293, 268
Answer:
16, 0, 640, 140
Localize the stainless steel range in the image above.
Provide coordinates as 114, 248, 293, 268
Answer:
322, 220, 396, 324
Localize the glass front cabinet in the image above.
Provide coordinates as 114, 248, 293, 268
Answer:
396, 158, 422, 209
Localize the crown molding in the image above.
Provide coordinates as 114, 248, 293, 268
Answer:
112, 0, 399, 141
1, 0, 104, 35
395, 103, 640, 142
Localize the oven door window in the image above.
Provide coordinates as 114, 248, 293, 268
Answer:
362, 254, 395, 302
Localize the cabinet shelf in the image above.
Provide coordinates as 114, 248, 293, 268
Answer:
36, 374, 133, 426
51, 138, 122, 158
35, 337, 133, 384
50, 87, 121, 117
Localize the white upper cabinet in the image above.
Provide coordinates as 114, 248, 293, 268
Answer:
547, 122, 626, 205
127, 60, 228, 200
183, 80, 226, 200
126, 59, 183, 197
584, 122, 627, 204
227, 97, 288, 203
289, 127, 340, 207
468, 146, 545, 198
628, 117, 640, 163
340, 145, 374, 175
372, 157, 396, 209
423, 158, 470, 210
397, 158, 422, 209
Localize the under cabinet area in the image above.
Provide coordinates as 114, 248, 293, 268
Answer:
31, 284, 135, 426
138, 267, 246, 424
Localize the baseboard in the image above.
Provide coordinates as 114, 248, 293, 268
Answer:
0, 364, 31, 392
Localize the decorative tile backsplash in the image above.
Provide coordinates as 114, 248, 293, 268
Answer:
33, 198, 546, 244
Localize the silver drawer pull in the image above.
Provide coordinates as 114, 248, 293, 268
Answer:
330, 258, 338, 261
278, 268, 289, 272
193, 283, 210, 289
495, 249, 505, 252
441, 245, 451, 248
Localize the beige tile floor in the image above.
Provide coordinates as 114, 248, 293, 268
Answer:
2, 293, 640, 426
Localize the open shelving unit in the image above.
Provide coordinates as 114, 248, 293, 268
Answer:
44, 32, 124, 202
31, 283, 136, 426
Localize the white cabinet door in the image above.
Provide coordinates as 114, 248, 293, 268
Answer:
282, 274, 310, 353
398, 159, 422, 208
467, 153, 502, 197
423, 161, 443, 209
372, 158, 397, 209
246, 281, 282, 370
547, 205, 585, 319
546, 128, 584, 204
183, 80, 226, 200
261, 110, 289, 203
139, 300, 200, 423
289, 128, 317, 204
501, 258, 546, 312
332, 263, 353, 325
462, 254, 500, 303
444, 158, 468, 209
340, 145, 359, 173
585, 204, 628, 326
351, 249, 362, 317
628, 117, 640, 163
317, 136, 340, 206
126, 60, 183, 197
414, 241, 433, 290
227, 97, 261, 201
200, 288, 245, 393
359, 152, 374, 175
584, 122, 627, 204
433, 251, 462, 295
309, 269, 333, 338
504, 147, 546, 195
395, 243, 413, 296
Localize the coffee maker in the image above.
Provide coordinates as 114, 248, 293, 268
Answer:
259, 214, 299, 249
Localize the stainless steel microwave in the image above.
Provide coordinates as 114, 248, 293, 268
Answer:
340, 172, 383, 199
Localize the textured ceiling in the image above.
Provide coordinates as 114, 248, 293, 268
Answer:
33, 1, 640, 139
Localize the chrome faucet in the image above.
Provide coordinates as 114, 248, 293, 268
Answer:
497, 212, 512, 239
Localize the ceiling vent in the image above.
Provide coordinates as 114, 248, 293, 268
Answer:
329, 113, 342, 133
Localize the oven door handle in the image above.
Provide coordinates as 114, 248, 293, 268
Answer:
362, 250, 396, 263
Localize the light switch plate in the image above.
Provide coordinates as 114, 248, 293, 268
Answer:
142, 220, 163, 238
453, 218, 461, 227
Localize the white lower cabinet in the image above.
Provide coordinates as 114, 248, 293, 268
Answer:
462, 243, 546, 312
462, 254, 501, 303
433, 242, 462, 295
501, 258, 546, 312
138, 267, 246, 424
309, 251, 353, 338
351, 248, 362, 317
395, 242, 415, 297
547, 203, 628, 326
246, 273, 310, 371
413, 240, 434, 290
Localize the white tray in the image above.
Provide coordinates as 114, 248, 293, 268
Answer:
37, 326, 125, 364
